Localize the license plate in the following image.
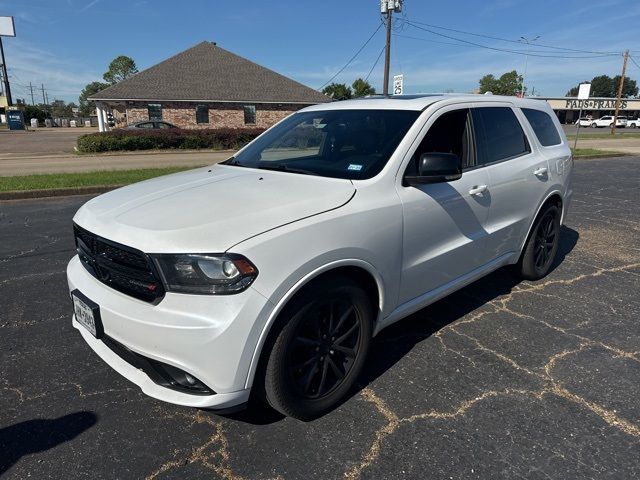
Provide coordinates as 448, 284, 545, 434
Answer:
71, 290, 103, 338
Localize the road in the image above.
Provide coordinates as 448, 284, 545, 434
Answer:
0, 128, 97, 157
1, 157, 639, 479
561, 124, 639, 136
0, 150, 231, 176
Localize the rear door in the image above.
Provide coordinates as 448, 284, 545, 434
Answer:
472, 104, 549, 259
397, 105, 492, 304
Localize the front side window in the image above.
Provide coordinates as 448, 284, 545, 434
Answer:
244, 105, 256, 125
405, 108, 474, 176
148, 104, 162, 121
136, 122, 154, 129
196, 104, 209, 124
225, 109, 419, 180
522, 108, 561, 147
472, 107, 530, 165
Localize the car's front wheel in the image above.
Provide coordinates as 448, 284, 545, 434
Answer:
518, 204, 561, 280
591, 122, 598, 128
262, 276, 373, 420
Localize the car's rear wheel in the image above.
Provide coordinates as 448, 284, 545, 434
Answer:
518, 204, 561, 280
630, 123, 637, 129
262, 276, 373, 420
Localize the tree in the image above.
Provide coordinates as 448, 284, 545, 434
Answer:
78, 81, 109, 116
50, 99, 74, 118
478, 70, 524, 96
591, 75, 615, 97
103, 55, 138, 85
612, 75, 638, 98
352, 78, 375, 97
23, 105, 50, 124
566, 75, 638, 98
322, 83, 352, 100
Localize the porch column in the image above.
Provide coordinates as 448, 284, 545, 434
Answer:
96, 102, 105, 132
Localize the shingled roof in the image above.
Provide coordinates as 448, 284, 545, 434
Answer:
90, 41, 330, 104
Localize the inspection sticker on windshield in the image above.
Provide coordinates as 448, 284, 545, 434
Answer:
347, 164, 363, 171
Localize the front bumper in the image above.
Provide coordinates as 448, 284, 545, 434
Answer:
67, 255, 273, 408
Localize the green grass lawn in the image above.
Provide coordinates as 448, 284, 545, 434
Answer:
567, 132, 640, 140
0, 166, 200, 192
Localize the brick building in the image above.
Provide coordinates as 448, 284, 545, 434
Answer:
90, 41, 330, 131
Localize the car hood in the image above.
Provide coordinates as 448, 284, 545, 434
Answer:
73, 164, 355, 253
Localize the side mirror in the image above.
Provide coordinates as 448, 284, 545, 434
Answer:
404, 152, 462, 186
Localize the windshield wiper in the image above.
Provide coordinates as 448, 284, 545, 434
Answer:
258, 164, 319, 176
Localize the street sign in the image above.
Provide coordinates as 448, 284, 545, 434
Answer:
393, 74, 403, 95
578, 83, 591, 100
0, 16, 15, 37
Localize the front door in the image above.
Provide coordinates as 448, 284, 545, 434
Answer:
396, 106, 492, 305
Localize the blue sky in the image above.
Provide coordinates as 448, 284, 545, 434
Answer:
1, 0, 639, 103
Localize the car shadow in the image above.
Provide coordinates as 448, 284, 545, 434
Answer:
0, 411, 98, 475
226, 226, 578, 424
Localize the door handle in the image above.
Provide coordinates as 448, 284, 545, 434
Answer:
468, 185, 487, 195
534, 167, 548, 177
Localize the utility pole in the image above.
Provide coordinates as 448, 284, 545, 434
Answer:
519, 35, 540, 97
29, 81, 34, 105
611, 49, 629, 136
381, 0, 402, 96
0, 37, 12, 106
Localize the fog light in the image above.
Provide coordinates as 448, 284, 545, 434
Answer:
184, 373, 197, 385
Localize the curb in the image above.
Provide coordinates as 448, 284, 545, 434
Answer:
0, 185, 122, 201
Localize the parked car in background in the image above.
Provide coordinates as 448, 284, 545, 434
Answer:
124, 121, 179, 130
68, 94, 573, 420
591, 116, 627, 128
574, 117, 592, 127
627, 118, 640, 128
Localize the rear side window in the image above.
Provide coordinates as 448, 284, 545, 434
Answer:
522, 108, 561, 146
472, 107, 530, 165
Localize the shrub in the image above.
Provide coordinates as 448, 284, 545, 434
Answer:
76, 128, 265, 153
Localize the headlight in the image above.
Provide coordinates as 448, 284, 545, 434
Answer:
152, 254, 258, 294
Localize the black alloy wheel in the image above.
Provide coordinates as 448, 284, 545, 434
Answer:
288, 298, 361, 399
262, 276, 373, 420
533, 210, 558, 272
519, 204, 561, 280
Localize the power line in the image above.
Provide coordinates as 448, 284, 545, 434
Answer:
405, 19, 623, 56
365, 45, 386, 82
629, 55, 640, 70
318, 20, 384, 89
404, 21, 620, 59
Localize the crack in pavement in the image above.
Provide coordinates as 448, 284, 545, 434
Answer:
145, 410, 283, 480
344, 260, 640, 479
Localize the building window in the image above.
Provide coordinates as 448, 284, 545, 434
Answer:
148, 104, 162, 121
244, 105, 256, 125
196, 104, 209, 124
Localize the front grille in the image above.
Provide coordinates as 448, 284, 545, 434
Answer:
73, 224, 164, 303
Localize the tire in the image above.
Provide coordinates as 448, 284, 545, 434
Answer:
518, 204, 561, 281
591, 123, 598, 128
262, 276, 373, 420
630, 123, 637, 129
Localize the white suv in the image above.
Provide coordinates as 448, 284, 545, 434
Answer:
591, 115, 627, 128
67, 95, 573, 419
627, 118, 640, 128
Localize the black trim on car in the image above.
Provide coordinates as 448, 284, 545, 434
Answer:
73, 223, 165, 304
102, 336, 215, 396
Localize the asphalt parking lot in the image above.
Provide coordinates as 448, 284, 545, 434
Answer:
1, 156, 639, 479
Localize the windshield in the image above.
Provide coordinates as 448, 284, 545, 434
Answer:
224, 109, 420, 180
